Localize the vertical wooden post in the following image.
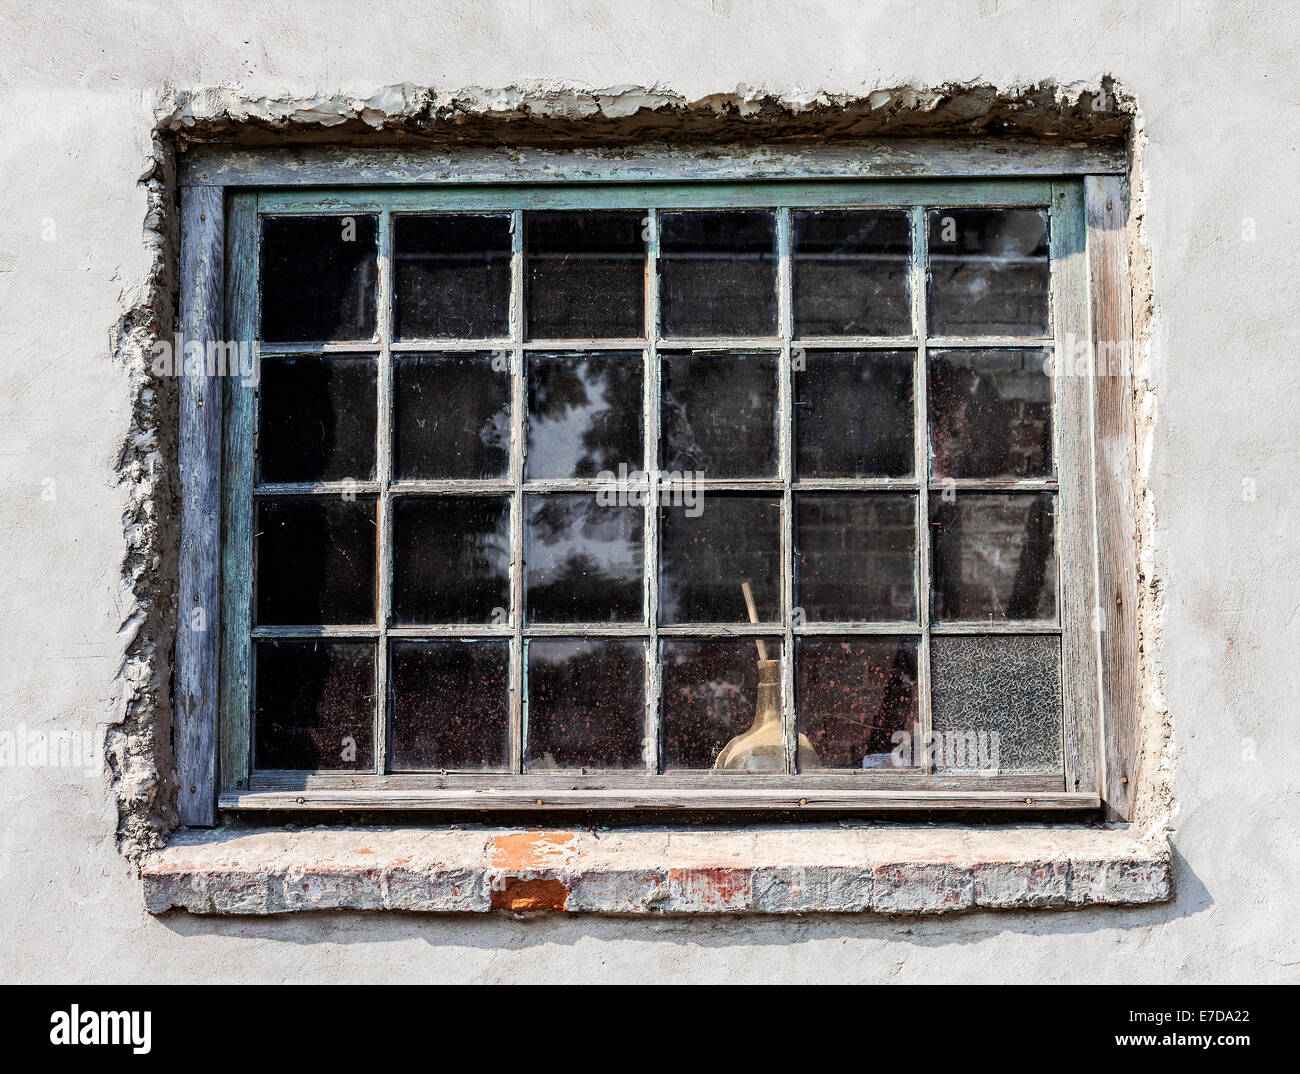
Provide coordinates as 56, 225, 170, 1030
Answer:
176, 185, 224, 826
1085, 175, 1142, 822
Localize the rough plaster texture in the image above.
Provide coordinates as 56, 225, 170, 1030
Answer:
1, 0, 1297, 982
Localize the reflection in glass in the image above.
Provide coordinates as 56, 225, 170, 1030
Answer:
260, 215, 378, 342
525, 639, 645, 769
795, 350, 914, 478
392, 495, 511, 624
928, 349, 1053, 478
931, 635, 1062, 772
930, 493, 1057, 621
660, 352, 778, 478
927, 209, 1050, 336
389, 640, 510, 771
796, 637, 918, 770
659, 211, 777, 337
525, 494, 643, 623
660, 638, 783, 770
793, 210, 912, 336
254, 639, 375, 770
526, 353, 643, 479
659, 496, 781, 624
394, 353, 511, 480
526, 211, 646, 339
256, 497, 376, 625
394, 214, 511, 339
796, 494, 917, 621
259, 356, 377, 483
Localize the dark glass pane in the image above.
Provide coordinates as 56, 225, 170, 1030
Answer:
254, 640, 374, 770
525, 494, 643, 623
796, 637, 918, 770
659, 211, 777, 337
393, 215, 511, 339
927, 209, 1050, 336
659, 495, 780, 624
259, 355, 376, 483
931, 635, 1062, 773
661, 352, 778, 478
928, 348, 1053, 479
255, 497, 376, 625
930, 492, 1057, 621
794, 350, 914, 478
393, 353, 510, 480
525, 639, 645, 770
796, 493, 917, 621
390, 640, 510, 771
793, 210, 912, 336
392, 495, 510, 625
526, 352, 643, 479
526, 211, 646, 339
661, 638, 783, 770
260, 215, 378, 343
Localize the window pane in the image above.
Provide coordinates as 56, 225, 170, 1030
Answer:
796, 493, 917, 621
927, 209, 1049, 336
928, 349, 1053, 478
394, 215, 511, 339
394, 353, 510, 480
392, 495, 510, 625
390, 640, 510, 771
931, 635, 1062, 773
659, 495, 780, 624
796, 637, 919, 770
259, 355, 376, 483
661, 638, 783, 771
526, 352, 643, 479
525, 639, 645, 769
659, 211, 777, 337
661, 352, 778, 478
526, 211, 646, 338
794, 350, 914, 478
255, 497, 376, 625
260, 215, 378, 343
793, 210, 911, 336
254, 640, 374, 770
930, 492, 1057, 621
525, 494, 643, 623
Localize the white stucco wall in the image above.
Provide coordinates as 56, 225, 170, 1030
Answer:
1, 0, 1296, 983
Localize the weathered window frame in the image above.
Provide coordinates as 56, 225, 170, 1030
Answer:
175, 140, 1139, 825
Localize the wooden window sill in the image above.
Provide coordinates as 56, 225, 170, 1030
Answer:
141, 825, 1170, 916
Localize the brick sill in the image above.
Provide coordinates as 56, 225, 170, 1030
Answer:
141, 825, 1170, 916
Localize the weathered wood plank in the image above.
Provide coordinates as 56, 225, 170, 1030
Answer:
180, 138, 1126, 189
253, 179, 1056, 215
220, 787, 1097, 811
218, 191, 257, 798
1085, 175, 1142, 822
176, 185, 224, 826
1052, 180, 1103, 798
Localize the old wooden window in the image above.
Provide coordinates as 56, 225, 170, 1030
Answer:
175, 144, 1138, 819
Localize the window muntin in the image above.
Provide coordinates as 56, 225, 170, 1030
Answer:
222, 178, 1093, 802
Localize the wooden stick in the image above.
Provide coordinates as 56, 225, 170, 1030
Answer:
741, 581, 769, 661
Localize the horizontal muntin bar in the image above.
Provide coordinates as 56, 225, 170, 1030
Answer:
255, 335, 1054, 354
250, 623, 1061, 639
257, 341, 381, 355
254, 482, 382, 496
929, 621, 1061, 634
243, 770, 1064, 792
926, 336, 1055, 348
925, 478, 1058, 491
221, 788, 1096, 812
251, 479, 934, 495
